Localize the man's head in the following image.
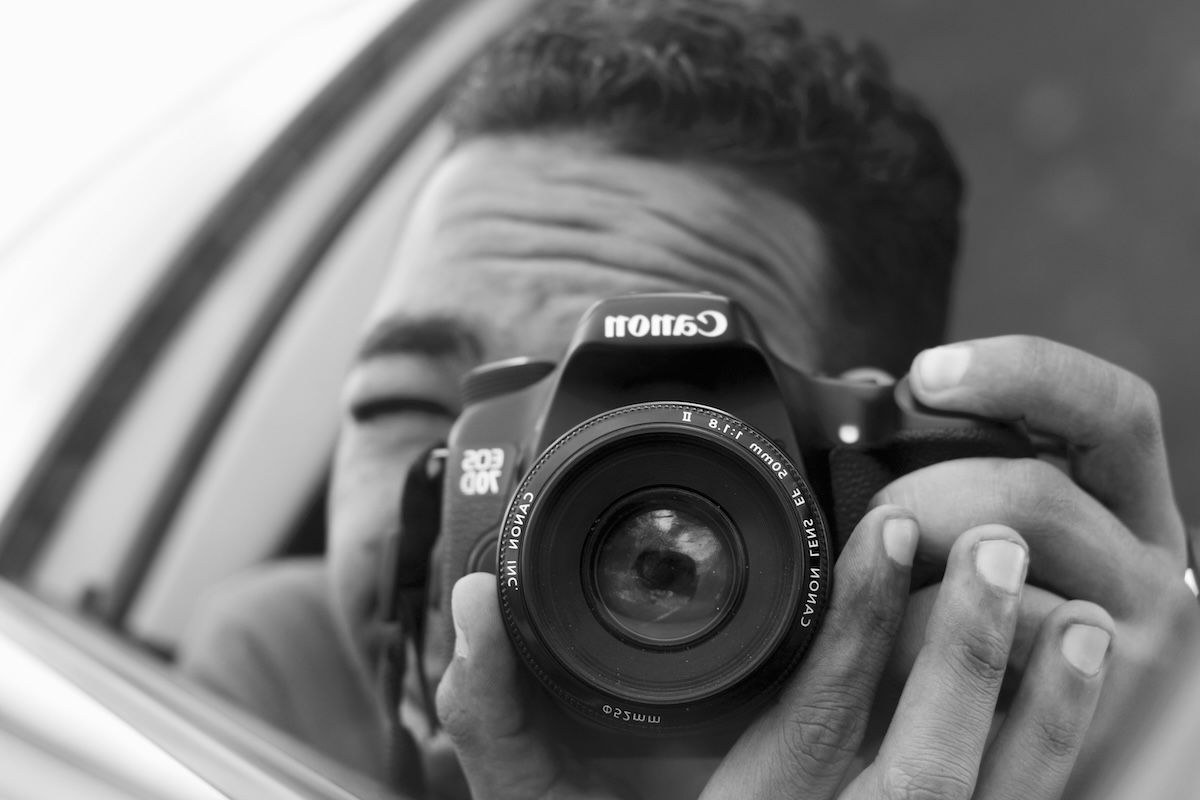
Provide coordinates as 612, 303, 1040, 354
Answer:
447, 0, 963, 374
327, 0, 964, 722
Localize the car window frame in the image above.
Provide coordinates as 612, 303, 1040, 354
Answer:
1, 0, 539, 636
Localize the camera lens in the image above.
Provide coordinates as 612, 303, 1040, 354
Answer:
498, 402, 831, 734
589, 489, 743, 648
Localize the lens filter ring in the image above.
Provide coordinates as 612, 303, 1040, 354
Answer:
496, 402, 831, 735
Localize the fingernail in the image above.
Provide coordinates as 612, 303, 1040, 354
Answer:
915, 345, 972, 392
1061, 624, 1110, 677
452, 603, 470, 661
882, 517, 918, 566
975, 539, 1027, 594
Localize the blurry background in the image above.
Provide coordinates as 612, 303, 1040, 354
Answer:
0, 0, 360, 248
2, 0, 1197, 517
803, 1, 1200, 519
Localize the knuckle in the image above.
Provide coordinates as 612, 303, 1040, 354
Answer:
995, 457, 1075, 523
861, 581, 904, 639
948, 625, 1010, 686
881, 757, 975, 800
1031, 716, 1085, 762
782, 686, 866, 771
435, 681, 478, 745
1006, 334, 1054, 375
1117, 373, 1164, 448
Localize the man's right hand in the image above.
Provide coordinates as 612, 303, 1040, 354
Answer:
436, 506, 1114, 800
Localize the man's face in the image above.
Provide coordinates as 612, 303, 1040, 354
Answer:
328, 133, 836, 696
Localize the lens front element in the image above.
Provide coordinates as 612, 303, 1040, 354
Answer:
590, 489, 743, 648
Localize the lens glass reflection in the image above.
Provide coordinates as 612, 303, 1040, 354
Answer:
591, 492, 739, 646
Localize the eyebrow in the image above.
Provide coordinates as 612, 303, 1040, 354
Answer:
357, 314, 484, 363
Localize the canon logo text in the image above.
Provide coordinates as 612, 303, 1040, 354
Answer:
603, 310, 728, 339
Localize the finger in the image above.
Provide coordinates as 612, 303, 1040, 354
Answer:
703, 505, 918, 798
854, 583, 1065, 779
873, 456, 1145, 611
974, 601, 1113, 800
870, 524, 1027, 800
909, 336, 1183, 554
435, 573, 572, 800
888, 583, 1064, 685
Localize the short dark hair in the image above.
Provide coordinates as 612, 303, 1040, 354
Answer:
447, 0, 964, 373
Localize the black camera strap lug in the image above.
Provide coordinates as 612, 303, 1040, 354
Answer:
374, 441, 446, 795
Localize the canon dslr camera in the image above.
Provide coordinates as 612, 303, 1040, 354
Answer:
436, 293, 1028, 737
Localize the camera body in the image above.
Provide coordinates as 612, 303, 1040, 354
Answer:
435, 293, 1028, 736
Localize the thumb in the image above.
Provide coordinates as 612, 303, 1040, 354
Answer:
435, 572, 565, 800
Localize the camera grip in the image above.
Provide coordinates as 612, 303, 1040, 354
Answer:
828, 425, 1036, 548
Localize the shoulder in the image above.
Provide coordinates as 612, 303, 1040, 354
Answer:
178, 557, 387, 779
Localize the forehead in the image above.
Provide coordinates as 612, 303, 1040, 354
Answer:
368, 135, 833, 367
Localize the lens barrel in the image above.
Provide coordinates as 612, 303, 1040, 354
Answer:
497, 402, 831, 735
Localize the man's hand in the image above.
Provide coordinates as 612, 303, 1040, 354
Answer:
873, 335, 1200, 796
437, 506, 1113, 799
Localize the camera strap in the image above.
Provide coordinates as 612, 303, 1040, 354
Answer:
374, 441, 446, 797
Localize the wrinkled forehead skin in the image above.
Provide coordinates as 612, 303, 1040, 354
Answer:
370, 134, 834, 369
